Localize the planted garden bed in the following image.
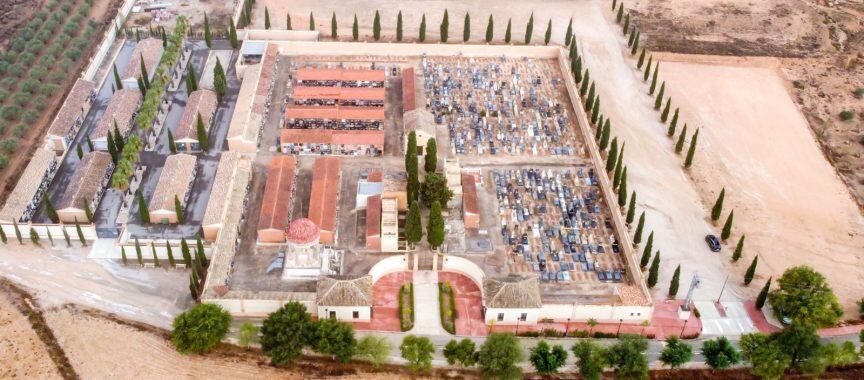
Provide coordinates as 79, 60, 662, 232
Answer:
398, 283, 414, 331
439, 282, 457, 335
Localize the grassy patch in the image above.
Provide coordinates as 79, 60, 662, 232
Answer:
438, 282, 457, 335
398, 283, 414, 331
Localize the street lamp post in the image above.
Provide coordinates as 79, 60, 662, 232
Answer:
679, 318, 689, 338
565, 318, 570, 337
616, 318, 623, 335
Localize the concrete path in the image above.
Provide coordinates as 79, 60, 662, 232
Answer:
409, 270, 448, 336
695, 300, 756, 336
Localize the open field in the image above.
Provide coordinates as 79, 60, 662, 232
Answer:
0, 292, 61, 379
659, 57, 864, 315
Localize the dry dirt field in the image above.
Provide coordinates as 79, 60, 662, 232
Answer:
0, 293, 61, 379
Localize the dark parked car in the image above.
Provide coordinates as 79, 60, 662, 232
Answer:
705, 235, 721, 252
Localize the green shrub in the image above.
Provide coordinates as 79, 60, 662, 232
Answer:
541, 328, 563, 337
593, 331, 618, 339
171, 303, 231, 354
1, 106, 20, 121
13, 124, 27, 137
839, 110, 855, 121
23, 109, 40, 123
0, 154, 9, 169
0, 139, 19, 154
854, 87, 864, 99
438, 282, 457, 334
398, 283, 414, 331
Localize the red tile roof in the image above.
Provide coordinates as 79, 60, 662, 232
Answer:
296, 68, 385, 82
280, 129, 385, 147
284, 106, 385, 121
285, 217, 320, 245
175, 90, 218, 141
367, 170, 383, 183
366, 194, 381, 238
47, 79, 96, 138
292, 86, 386, 101
258, 156, 297, 233
462, 173, 479, 215
402, 68, 416, 112
308, 157, 340, 236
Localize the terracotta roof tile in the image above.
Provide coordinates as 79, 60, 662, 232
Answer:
258, 156, 297, 233
308, 157, 340, 237
57, 151, 112, 211
402, 67, 416, 112
175, 90, 218, 141
292, 86, 385, 101
296, 68, 385, 82
284, 106, 385, 121
148, 154, 197, 212
46, 79, 96, 138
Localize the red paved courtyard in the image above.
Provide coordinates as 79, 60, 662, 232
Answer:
438, 272, 487, 336
350, 271, 412, 332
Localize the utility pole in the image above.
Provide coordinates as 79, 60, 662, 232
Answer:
682, 272, 701, 311
716, 274, 729, 303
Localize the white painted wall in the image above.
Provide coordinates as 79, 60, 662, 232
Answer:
367, 254, 409, 283
485, 308, 541, 325
539, 303, 653, 323
0, 223, 98, 243
317, 306, 371, 322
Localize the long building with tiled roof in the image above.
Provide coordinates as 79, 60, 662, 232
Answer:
257, 156, 297, 243
148, 153, 197, 224
174, 89, 218, 152
56, 151, 113, 223
0, 149, 58, 223
90, 89, 141, 150
45, 79, 97, 153
308, 157, 340, 245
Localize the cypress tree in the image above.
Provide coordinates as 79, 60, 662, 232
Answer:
631, 30, 640, 55
595, 115, 604, 139
569, 39, 577, 59
83, 198, 93, 223
661, 98, 672, 122
579, 70, 590, 96
711, 188, 725, 221
654, 82, 665, 109
721, 210, 734, 241
744, 256, 757, 285
599, 119, 611, 150
484, 15, 494, 43
626, 192, 636, 224
286, 13, 292, 30
755, 277, 771, 309
76, 144, 84, 159
62, 227, 71, 247
637, 48, 646, 69
591, 98, 600, 124
612, 0, 618, 11
684, 128, 699, 168
167, 128, 177, 153
196, 236, 207, 266
564, 17, 573, 46
189, 274, 199, 300
504, 18, 512, 43
113, 63, 123, 90
524, 12, 533, 44
166, 242, 176, 267
643, 55, 653, 82
462, 12, 470, 42
113, 121, 124, 152
135, 28, 141, 42
309, 12, 315, 30
419, 14, 426, 42
204, 12, 212, 47
424, 138, 437, 172
667, 108, 679, 137
352, 14, 359, 41
107, 130, 118, 163
181, 237, 192, 268
213, 58, 227, 100
137, 190, 150, 223
668, 265, 681, 298
633, 212, 645, 244
544, 19, 551, 45
675, 124, 688, 154
264, 7, 271, 30
427, 200, 445, 249
640, 232, 654, 268
29, 229, 40, 245
13, 220, 22, 244
622, 13, 630, 35
331, 12, 338, 39
397, 11, 403, 42
76, 219, 87, 246
627, 26, 636, 47
405, 201, 422, 246
613, 153, 624, 190
617, 167, 628, 207
647, 251, 660, 288
196, 113, 208, 151
605, 137, 618, 172
585, 82, 596, 107
44, 195, 59, 223
616, 4, 624, 23
139, 54, 150, 89
151, 242, 160, 268
732, 235, 744, 262
135, 238, 143, 266
440, 9, 449, 43
373, 11, 382, 41
0, 224, 6, 244
229, 18, 238, 48
121, 246, 128, 265
193, 257, 203, 282
649, 62, 659, 93
174, 195, 185, 224
186, 64, 198, 93
136, 78, 146, 96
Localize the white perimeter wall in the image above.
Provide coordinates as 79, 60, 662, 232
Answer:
368, 254, 410, 283
317, 306, 371, 322
540, 303, 652, 323
206, 298, 316, 317
486, 308, 541, 325
0, 223, 97, 242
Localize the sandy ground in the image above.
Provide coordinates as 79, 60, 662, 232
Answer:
659, 58, 864, 315
0, 242, 192, 329
0, 294, 61, 379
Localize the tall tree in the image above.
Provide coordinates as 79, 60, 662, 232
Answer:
649, 62, 659, 92
286, 13, 292, 30
139, 54, 150, 89
134, 238, 143, 266
637, 48, 646, 69
171, 303, 231, 354
684, 128, 699, 168
661, 97, 672, 122
478, 333, 523, 379
405, 201, 422, 247
401, 335, 435, 372
186, 64, 198, 93
439, 9, 450, 43
331, 12, 338, 39
630, 30, 640, 55
44, 195, 59, 223
12, 220, 22, 244
309, 12, 315, 30
228, 18, 238, 48
405, 131, 419, 202
524, 12, 534, 44
373, 10, 381, 41
427, 200, 445, 250
504, 18, 512, 43
654, 82, 665, 109
711, 188, 725, 221
167, 128, 177, 153
647, 251, 660, 288
174, 195, 185, 224
668, 265, 681, 298
76, 144, 84, 159
580, 70, 591, 96
165, 241, 176, 267
530, 340, 568, 375
622, 13, 630, 35
732, 234, 744, 262
572, 340, 606, 380
644, 55, 653, 82
213, 58, 227, 100
573, 56, 583, 83
485, 15, 494, 43
74, 218, 86, 246
626, 192, 636, 224
755, 277, 771, 309
702, 337, 741, 369
633, 212, 645, 244
770, 266, 843, 327
113, 63, 123, 90
721, 209, 734, 241
313, 318, 357, 362
544, 19, 552, 45
564, 17, 573, 46
180, 237, 192, 267
419, 14, 426, 42
113, 121, 125, 152
424, 138, 437, 172
659, 337, 693, 369
352, 14, 359, 41
204, 12, 212, 47
264, 7, 271, 30
260, 302, 314, 366
617, 167, 627, 207
675, 124, 688, 154
605, 137, 618, 172
462, 12, 470, 42
668, 108, 679, 136
616, 3, 624, 23
605, 335, 649, 380
150, 242, 160, 267
396, 11, 403, 42
195, 236, 207, 266
196, 112, 209, 151
744, 256, 757, 285
640, 231, 654, 268
137, 190, 150, 223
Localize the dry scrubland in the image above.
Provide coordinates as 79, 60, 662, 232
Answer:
0, 293, 61, 379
